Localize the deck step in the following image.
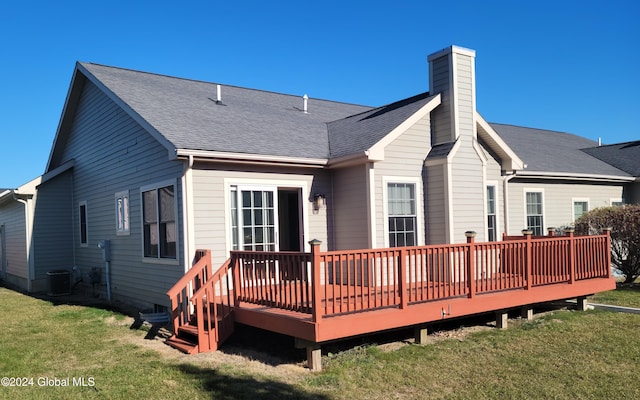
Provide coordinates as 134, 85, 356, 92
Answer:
165, 336, 198, 354
178, 324, 199, 337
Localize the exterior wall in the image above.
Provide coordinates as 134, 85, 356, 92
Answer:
450, 137, 486, 242
331, 164, 369, 250
32, 170, 74, 292
626, 182, 640, 204
0, 201, 28, 289
506, 179, 625, 235
374, 114, 431, 247
425, 163, 447, 244
429, 55, 452, 145
480, 142, 504, 240
191, 164, 331, 266
54, 80, 185, 308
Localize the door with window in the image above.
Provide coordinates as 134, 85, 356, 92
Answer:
230, 186, 303, 252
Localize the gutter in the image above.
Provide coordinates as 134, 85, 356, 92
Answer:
176, 149, 328, 168
513, 170, 635, 183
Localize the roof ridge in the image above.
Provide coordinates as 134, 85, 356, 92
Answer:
79, 61, 373, 109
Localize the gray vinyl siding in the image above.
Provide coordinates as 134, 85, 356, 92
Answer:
627, 182, 640, 204
0, 201, 27, 285
425, 163, 447, 244
55, 80, 185, 308
32, 170, 74, 290
507, 180, 625, 235
430, 56, 452, 145
332, 164, 369, 250
450, 137, 485, 242
191, 164, 331, 267
374, 114, 431, 247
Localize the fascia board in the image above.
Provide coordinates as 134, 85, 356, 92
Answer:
176, 149, 328, 168
366, 94, 442, 161
476, 112, 525, 170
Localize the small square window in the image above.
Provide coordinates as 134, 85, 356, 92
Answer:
115, 191, 130, 236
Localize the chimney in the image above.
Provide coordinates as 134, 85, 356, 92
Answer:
428, 46, 477, 145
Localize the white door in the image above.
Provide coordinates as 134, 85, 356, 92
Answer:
236, 187, 279, 251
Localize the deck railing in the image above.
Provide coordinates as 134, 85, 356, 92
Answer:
227, 230, 611, 321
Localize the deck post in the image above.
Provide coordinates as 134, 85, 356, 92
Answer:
521, 306, 534, 320
547, 227, 556, 237
399, 248, 408, 309
496, 310, 508, 329
603, 228, 612, 279
565, 228, 576, 284
414, 324, 429, 344
522, 230, 533, 290
465, 231, 476, 298
576, 296, 589, 311
309, 239, 323, 323
231, 255, 241, 306
295, 338, 322, 371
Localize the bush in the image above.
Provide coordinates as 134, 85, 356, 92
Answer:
574, 205, 640, 284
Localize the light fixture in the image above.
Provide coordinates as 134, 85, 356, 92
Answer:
313, 193, 326, 211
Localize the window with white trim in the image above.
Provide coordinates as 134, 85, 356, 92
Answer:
611, 198, 624, 207
79, 201, 88, 246
115, 190, 130, 235
387, 182, 417, 247
142, 183, 177, 259
573, 200, 589, 221
486, 185, 497, 241
525, 191, 544, 236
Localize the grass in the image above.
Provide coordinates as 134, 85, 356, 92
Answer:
0, 285, 639, 399
590, 282, 640, 308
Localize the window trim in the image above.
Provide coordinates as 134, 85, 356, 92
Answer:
572, 198, 590, 221
140, 180, 179, 265
79, 200, 88, 247
382, 176, 423, 247
115, 190, 130, 236
486, 183, 498, 241
523, 188, 545, 236
610, 198, 624, 207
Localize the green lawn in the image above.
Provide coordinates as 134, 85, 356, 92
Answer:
590, 283, 640, 308
0, 286, 638, 399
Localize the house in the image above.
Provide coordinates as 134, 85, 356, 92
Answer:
0, 45, 634, 311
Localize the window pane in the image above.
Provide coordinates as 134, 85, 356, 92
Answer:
79, 204, 87, 244
159, 186, 174, 222
143, 190, 157, 224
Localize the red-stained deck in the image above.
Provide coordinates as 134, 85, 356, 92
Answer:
166, 230, 615, 358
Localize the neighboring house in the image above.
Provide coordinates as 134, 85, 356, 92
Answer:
0, 45, 635, 308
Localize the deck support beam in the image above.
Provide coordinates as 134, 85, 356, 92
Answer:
576, 296, 589, 311
414, 324, 428, 344
496, 310, 508, 329
521, 306, 533, 320
295, 338, 322, 371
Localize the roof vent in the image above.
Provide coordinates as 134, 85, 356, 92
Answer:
216, 84, 222, 103
303, 94, 308, 114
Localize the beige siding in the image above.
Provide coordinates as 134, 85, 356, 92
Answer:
56, 80, 185, 308
332, 165, 369, 250
507, 180, 625, 235
425, 163, 447, 243
454, 53, 475, 140
192, 164, 330, 266
482, 142, 504, 239
374, 114, 431, 247
450, 137, 485, 242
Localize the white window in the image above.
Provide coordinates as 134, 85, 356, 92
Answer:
611, 198, 624, 207
525, 191, 544, 236
115, 191, 130, 236
573, 199, 589, 221
486, 185, 497, 241
387, 182, 417, 247
229, 186, 277, 251
141, 181, 177, 259
79, 201, 88, 247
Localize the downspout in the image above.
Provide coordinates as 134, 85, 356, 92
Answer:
13, 193, 34, 292
181, 155, 194, 273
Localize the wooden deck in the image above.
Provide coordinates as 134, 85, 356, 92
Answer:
166, 230, 615, 369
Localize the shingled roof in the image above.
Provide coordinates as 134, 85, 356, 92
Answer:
78, 63, 375, 160
491, 123, 631, 178
582, 141, 640, 177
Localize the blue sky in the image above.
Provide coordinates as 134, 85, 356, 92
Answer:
1, 0, 638, 188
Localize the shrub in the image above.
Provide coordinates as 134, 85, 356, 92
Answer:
574, 205, 640, 284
